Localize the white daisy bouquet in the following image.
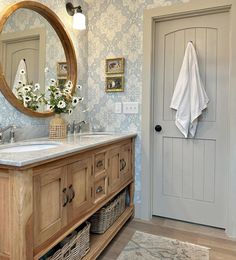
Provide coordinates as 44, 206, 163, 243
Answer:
15, 69, 45, 111
46, 79, 83, 115
15, 68, 83, 114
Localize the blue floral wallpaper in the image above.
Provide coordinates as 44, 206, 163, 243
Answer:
0, 0, 88, 128
86, 0, 189, 204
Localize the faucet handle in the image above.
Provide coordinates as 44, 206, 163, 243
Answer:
67, 123, 71, 133
9, 125, 16, 143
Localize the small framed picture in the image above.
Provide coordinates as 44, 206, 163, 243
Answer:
105, 57, 125, 74
57, 62, 68, 77
57, 77, 67, 88
105, 75, 124, 92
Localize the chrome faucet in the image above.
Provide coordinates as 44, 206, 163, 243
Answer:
0, 125, 16, 144
69, 120, 87, 134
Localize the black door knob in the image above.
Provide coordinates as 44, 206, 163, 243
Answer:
155, 125, 162, 132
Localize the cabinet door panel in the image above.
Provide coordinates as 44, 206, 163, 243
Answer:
109, 147, 121, 192
67, 158, 92, 222
120, 143, 132, 183
109, 142, 133, 193
33, 166, 67, 247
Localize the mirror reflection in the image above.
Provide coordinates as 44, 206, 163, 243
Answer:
0, 8, 66, 112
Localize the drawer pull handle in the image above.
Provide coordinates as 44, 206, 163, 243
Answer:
120, 159, 126, 172
96, 160, 103, 168
123, 160, 127, 170
62, 188, 69, 207
68, 184, 75, 203
120, 159, 123, 171
96, 186, 103, 194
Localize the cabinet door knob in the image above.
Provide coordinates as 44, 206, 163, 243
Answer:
62, 188, 69, 207
68, 185, 75, 203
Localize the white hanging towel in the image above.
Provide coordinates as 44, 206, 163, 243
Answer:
170, 42, 209, 138
12, 59, 28, 98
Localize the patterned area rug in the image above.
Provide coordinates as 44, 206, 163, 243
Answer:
117, 231, 210, 260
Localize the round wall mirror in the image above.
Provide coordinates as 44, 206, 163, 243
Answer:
0, 1, 77, 117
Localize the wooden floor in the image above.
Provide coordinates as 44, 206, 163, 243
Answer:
98, 216, 236, 260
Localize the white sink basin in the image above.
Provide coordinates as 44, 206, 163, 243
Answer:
0, 142, 61, 153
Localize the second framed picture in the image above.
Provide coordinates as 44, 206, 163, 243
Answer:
105, 75, 124, 92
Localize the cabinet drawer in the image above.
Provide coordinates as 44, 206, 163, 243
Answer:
94, 175, 108, 203
94, 152, 106, 175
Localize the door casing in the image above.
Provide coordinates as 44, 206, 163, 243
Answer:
142, 0, 236, 237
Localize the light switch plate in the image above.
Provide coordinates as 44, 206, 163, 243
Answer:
123, 102, 139, 114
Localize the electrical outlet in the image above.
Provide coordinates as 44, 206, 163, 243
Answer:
115, 102, 122, 113
123, 102, 139, 114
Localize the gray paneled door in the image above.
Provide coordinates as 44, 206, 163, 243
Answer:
152, 12, 229, 228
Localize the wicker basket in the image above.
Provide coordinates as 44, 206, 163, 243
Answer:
49, 114, 67, 139
47, 222, 90, 260
89, 190, 126, 234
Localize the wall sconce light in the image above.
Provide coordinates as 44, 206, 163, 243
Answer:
66, 2, 86, 30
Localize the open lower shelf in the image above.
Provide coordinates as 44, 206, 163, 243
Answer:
83, 206, 134, 260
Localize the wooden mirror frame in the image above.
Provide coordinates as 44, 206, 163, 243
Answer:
0, 1, 77, 117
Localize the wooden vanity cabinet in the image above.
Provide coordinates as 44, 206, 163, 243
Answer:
0, 137, 135, 260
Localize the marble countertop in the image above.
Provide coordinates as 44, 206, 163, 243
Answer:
0, 132, 136, 167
